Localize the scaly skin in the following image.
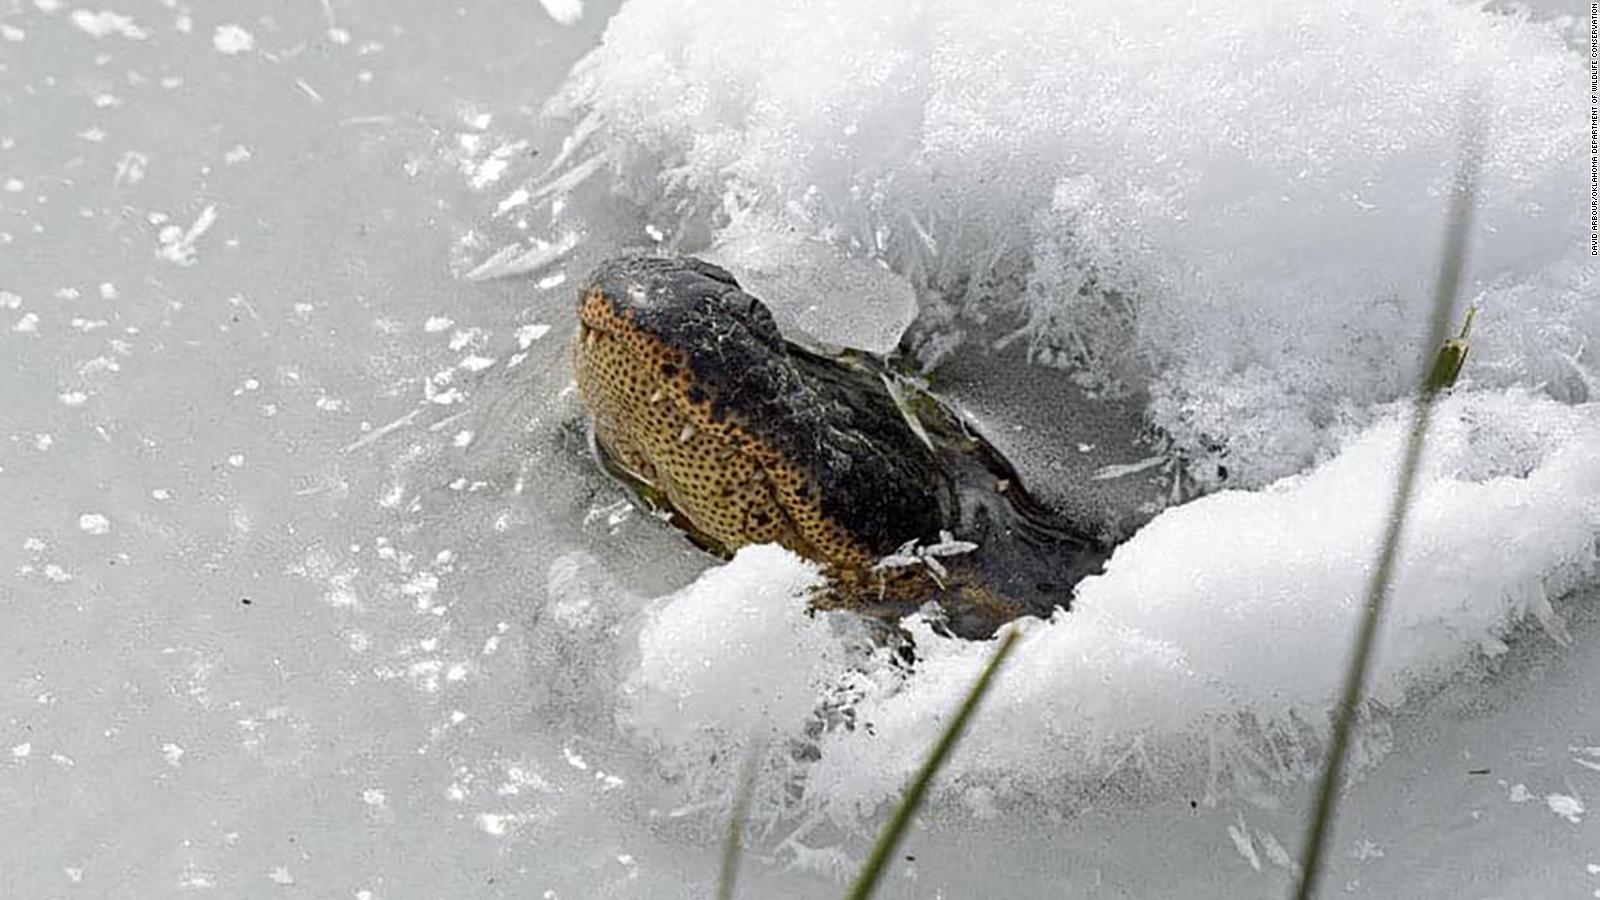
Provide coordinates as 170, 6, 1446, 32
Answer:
574, 255, 1108, 638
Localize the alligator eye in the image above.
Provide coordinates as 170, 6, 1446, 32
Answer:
1036, 581, 1059, 593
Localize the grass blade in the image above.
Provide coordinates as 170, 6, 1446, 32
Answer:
845, 627, 1021, 900
1291, 110, 1484, 900
716, 741, 763, 900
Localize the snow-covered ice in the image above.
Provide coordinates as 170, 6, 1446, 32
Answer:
1, 0, 1596, 897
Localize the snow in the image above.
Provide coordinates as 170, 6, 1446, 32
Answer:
580, 389, 1597, 830
539, 0, 587, 27
69, 9, 149, 40
521, 387, 1597, 865
804, 389, 1598, 819
211, 24, 256, 56
155, 203, 219, 266
525, 0, 1598, 852
1547, 792, 1586, 824
1, 0, 1596, 897
621, 546, 841, 774
541, 0, 1596, 488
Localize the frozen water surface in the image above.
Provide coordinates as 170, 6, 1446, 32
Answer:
2, 1, 1597, 899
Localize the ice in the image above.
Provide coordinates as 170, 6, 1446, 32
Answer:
704, 216, 919, 353
4, 0, 1598, 896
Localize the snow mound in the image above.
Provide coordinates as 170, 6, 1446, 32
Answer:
530, 0, 1594, 486
597, 390, 1598, 828
621, 544, 836, 755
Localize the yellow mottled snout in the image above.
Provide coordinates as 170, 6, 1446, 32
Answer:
574, 284, 873, 570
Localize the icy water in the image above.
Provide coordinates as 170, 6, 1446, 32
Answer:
3, 1, 1599, 899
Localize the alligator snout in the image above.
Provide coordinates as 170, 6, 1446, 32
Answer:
574, 255, 1108, 638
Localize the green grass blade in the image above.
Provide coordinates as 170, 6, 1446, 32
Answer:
716, 741, 763, 900
845, 627, 1021, 900
1291, 111, 1484, 900
1425, 305, 1476, 392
